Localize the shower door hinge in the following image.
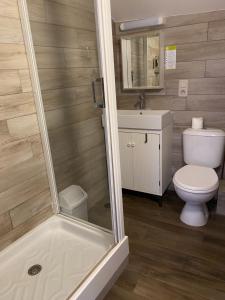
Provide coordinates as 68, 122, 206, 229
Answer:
92, 77, 105, 108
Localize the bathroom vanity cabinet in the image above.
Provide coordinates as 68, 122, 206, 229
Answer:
118, 125, 172, 196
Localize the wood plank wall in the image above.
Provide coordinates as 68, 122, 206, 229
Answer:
113, 10, 225, 176
0, 1, 53, 251
27, 0, 109, 211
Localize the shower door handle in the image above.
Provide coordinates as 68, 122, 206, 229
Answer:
92, 77, 105, 108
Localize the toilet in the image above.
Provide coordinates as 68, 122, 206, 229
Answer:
173, 128, 225, 227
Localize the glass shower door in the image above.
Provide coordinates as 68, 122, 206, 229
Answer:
26, 0, 122, 234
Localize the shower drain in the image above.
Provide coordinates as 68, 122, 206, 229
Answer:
28, 264, 42, 276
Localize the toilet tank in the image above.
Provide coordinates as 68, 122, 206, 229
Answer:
183, 128, 225, 168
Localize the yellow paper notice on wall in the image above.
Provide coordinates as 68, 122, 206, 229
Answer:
165, 45, 176, 70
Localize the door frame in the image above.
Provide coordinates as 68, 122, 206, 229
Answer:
18, 0, 124, 242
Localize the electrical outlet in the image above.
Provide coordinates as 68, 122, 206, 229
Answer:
178, 79, 188, 97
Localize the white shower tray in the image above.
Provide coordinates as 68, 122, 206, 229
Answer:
0, 215, 114, 300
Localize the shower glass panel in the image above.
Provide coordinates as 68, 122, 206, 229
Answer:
26, 0, 113, 230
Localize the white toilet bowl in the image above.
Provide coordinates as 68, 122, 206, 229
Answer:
173, 165, 219, 227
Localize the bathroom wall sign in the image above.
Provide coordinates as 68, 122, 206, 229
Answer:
165, 45, 176, 70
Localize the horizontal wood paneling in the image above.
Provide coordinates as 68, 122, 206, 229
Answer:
188, 78, 225, 95
0, 206, 52, 251
0, 92, 35, 121
26, 0, 46, 22
38, 67, 99, 90
30, 21, 97, 49
0, 156, 46, 193
28, 134, 44, 157
0, 1, 19, 19
0, 139, 33, 171
0, 1, 53, 250
27, 0, 110, 228
7, 114, 39, 138
173, 111, 225, 128
47, 0, 94, 12
146, 96, 186, 111
45, 1, 95, 31
114, 9, 225, 190
0, 16, 23, 44
165, 61, 205, 79
64, 48, 98, 68
19, 69, 33, 92
0, 44, 28, 69
0, 212, 12, 237
0, 70, 21, 96
177, 40, 225, 62
34, 46, 66, 69
45, 102, 99, 130
208, 20, 225, 41
166, 78, 225, 95
165, 10, 225, 28
42, 86, 92, 110
206, 59, 225, 77
187, 95, 225, 111
164, 23, 208, 45
10, 189, 51, 227
0, 171, 50, 215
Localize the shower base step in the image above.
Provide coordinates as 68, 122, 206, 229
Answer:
0, 215, 114, 300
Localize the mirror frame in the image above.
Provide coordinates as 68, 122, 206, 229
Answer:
120, 31, 164, 91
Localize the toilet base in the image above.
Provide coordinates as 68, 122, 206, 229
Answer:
180, 203, 209, 227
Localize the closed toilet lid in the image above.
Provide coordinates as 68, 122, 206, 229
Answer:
173, 165, 219, 193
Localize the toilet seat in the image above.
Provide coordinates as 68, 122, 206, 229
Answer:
173, 165, 219, 193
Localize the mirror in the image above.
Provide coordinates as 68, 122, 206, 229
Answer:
121, 32, 164, 90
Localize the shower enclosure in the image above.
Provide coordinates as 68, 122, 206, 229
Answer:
0, 1, 128, 299
24, 0, 121, 232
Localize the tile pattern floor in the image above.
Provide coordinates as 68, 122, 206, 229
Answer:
105, 191, 225, 300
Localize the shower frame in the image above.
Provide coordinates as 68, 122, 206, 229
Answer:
18, 1, 128, 298
18, 0, 125, 243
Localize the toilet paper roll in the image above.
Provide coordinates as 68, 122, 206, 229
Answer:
192, 117, 203, 129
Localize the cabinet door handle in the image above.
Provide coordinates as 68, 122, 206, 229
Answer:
145, 133, 148, 143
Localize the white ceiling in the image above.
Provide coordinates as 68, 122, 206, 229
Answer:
110, 0, 225, 22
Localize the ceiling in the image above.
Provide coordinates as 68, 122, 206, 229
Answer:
110, 0, 225, 22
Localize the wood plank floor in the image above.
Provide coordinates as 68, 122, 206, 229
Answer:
104, 191, 225, 300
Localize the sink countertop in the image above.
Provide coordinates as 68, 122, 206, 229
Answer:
117, 109, 172, 130
117, 110, 170, 116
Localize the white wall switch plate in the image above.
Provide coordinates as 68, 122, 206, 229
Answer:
178, 79, 188, 97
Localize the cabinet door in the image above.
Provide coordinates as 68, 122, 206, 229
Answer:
133, 133, 160, 194
118, 131, 133, 189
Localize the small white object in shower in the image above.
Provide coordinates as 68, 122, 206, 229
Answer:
59, 185, 88, 220
192, 117, 203, 129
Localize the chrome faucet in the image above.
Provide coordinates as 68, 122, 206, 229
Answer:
135, 93, 145, 110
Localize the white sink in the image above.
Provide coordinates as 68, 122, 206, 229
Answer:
117, 110, 172, 130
